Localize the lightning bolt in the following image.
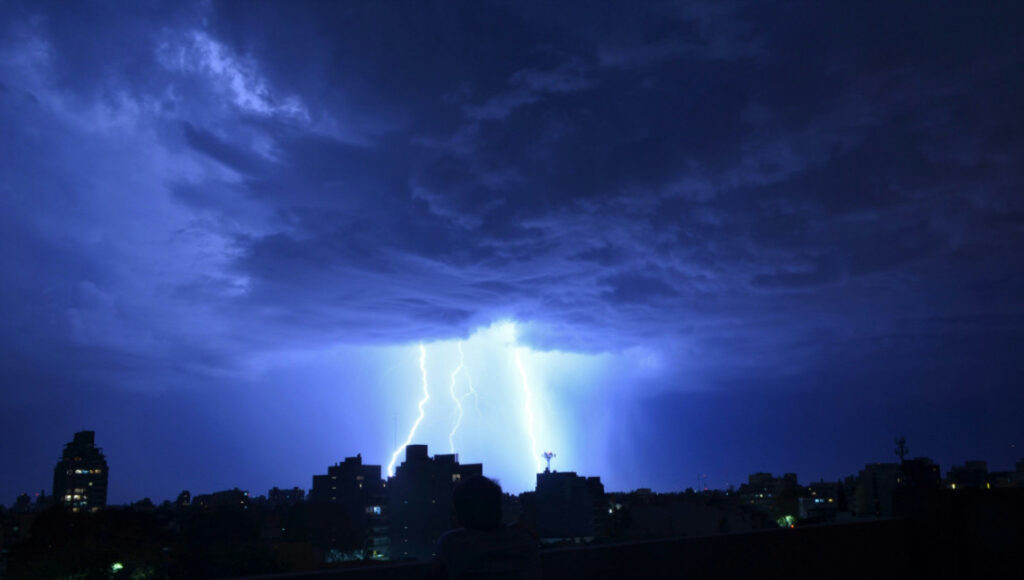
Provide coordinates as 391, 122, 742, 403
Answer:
515, 347, 543, 473
387, 344, 430, 477
447, 342, 466, 454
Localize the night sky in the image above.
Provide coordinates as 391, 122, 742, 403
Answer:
2, 1, 1023, 504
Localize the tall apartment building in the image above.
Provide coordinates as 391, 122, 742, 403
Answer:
311, 454, 389, 560
387, 445, 482, 561
52, 430, 108, 513
531, 470, 605, 542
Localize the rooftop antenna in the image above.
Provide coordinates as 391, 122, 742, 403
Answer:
895, 436, 908, 463
543, 451, 556, 473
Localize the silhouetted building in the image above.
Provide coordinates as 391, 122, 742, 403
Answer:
900, 457, 942, 489
797, 497, 837, 521
500, 493, 523, 526
738, 472, 799, 516
193, 488, 249, 509
619, 490, 756, 539
12, 494, 31, 514
531, 470, 603, 543
806, 479, 840, 500
311, 454, 388, 560
52, 431, 108, 513
799, 480, 840, 521
176, 490, 191, 508
948, 460, 988, 489
388, 445, 482, 561
852, 463, 900, 517
268, 486, 306, 507
986, 470, 1019, 488
130, 497, 155, 511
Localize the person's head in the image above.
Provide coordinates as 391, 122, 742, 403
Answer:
452, 475, 502, 531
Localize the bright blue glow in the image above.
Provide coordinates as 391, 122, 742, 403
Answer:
387, 344, 430, 477
515, 346, 543, 473
465, 369, 481, 419
329, 321, 620, 492
447, 342, 466, 453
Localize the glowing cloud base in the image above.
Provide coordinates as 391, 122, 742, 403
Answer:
383, 322, 568, 491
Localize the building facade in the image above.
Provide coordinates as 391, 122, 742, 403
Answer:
532, 470, 605, 543
311, 454, 388, 560
52, 431, 108, 513
387, 445, 482, 561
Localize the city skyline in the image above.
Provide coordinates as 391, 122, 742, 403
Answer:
8, 429, 1023, 507
2, 2, 1023, 506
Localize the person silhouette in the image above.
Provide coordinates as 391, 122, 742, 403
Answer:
429, 475, 542, 579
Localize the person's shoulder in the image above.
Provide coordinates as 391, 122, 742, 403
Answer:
484, 525, 538, 553
505, 524, 540, 545
436, 527, 472, 549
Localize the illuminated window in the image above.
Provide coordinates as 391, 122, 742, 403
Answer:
452, 474, 461, 482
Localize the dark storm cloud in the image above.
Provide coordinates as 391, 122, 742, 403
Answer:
3, 0, 1021, 364
3, 0, 1024, 498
